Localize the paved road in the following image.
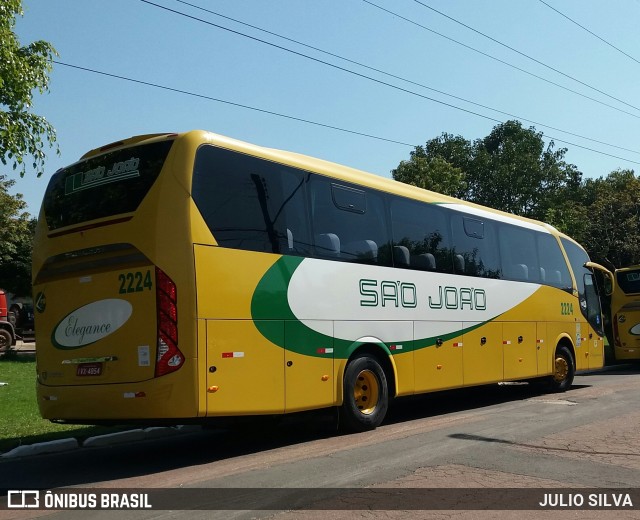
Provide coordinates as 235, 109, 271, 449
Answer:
2, 364, 640, 520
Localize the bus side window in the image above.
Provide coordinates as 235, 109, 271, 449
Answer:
192, 146, 311, 256
309, 176, 390, 265
499, 225, 540, 283
537, 234, 572, 290
451, 214, 500, 278
389, 196, 452, 273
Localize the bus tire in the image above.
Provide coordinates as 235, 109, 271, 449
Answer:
549, 345, 575, 392
0, 329, 12, 352
339, 354, 389, 432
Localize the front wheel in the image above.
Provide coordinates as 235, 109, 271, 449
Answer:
339, 354, 389, 432
0, 329, 12, 352
548, 345, 575, 392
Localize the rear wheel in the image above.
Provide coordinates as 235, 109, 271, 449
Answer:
0, 329, 12, 352
339, 354, 389, 432
549, 345, 575, 392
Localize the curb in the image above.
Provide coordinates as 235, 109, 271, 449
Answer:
0, 425, 202, 459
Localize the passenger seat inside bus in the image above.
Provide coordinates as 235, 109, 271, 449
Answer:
344, 240, 378, 263
315, 233, 341, 257
393, 246, 410, 268
413, 253, 437, 271
516, 264, 529, 281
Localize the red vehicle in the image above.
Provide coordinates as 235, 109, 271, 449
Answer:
0, 289, 16, 352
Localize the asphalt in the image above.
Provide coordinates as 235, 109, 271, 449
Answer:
1, 340, 201, 460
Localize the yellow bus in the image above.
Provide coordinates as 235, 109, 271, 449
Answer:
609, 266, 640, 361
33, 130, 608, 432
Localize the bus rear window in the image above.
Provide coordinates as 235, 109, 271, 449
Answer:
43, 140, 174, 230
617, 270, 640, 294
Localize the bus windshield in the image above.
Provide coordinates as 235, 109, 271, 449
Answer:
43, 140, 174, 230
616, 269, 640, 295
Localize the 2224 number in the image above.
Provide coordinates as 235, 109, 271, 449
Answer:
118, 270, 153, 294
560, 302, 574, 315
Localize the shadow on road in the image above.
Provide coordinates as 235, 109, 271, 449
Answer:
0, 380, 592, 491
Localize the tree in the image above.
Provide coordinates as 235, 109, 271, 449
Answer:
392, 121, 582, 221
578, 170, 640, 270
0, 0, 58, 177
392, 133, 471, 199
0, 174, 34, 296
471, 121, 581, 220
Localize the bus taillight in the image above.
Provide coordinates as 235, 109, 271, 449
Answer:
155, 267, 184, 377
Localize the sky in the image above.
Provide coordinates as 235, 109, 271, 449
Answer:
10, 0, 640, 216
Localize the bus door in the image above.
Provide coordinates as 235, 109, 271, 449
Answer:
584, 273, 604, 369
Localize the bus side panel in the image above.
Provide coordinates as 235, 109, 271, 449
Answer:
284, 320, 334, 412
413, 321, 463, 392
463, 322, 502, 385
195, 246, 287, 415
194, 246, 278, 320
205, 319, 284, 415
536, 322, 550, 376
503, 322, 537, 380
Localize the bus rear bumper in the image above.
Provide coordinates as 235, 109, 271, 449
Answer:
37, 379, 199, 422
614, 346, 640, 361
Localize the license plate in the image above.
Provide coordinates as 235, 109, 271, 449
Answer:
76, 363, 103, 376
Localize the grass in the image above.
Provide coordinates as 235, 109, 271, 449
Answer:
0, 355, 131, 454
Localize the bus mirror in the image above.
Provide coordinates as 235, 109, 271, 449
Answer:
584, 261, 614, 296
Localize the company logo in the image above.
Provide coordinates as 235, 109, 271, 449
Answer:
359, 279, 486, 311
629, 323, 640, 336
53, 299, 132, 349
35, 291, 46, 313
65, 157, 140, 195
8, 491, 40, 508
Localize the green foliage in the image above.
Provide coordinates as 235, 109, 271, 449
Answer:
579, 170, 640, 270
472, 121, 581, 220
393, 121, 640, 270
393, 121, 581, 221
0, 0, 58, 177
0, 174, 34, 296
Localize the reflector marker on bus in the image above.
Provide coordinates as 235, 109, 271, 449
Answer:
389, 344, 403, 351
123, 392, 146, 399
536, 339, 544, 343
316, 348, 334, 354
222, 352, 245, 358
453, 342, 463, 347
503, 340, 512, 345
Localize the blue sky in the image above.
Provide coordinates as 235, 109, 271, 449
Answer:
10, 0, 640, 215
